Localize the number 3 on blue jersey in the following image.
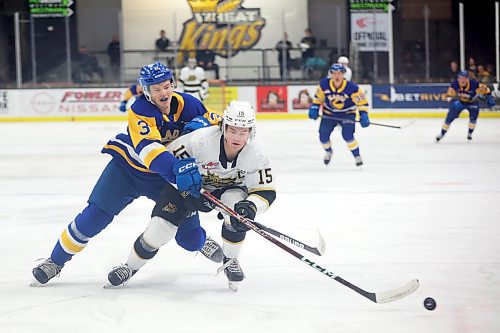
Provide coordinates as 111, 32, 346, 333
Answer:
137, 120, 150, 135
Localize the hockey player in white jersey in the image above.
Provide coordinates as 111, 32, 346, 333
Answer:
107, 101, 276, 291
177, 58, 209, 102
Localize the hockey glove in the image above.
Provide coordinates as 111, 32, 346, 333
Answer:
360, 112, 370, 128
308, 104, 320, 120
118, 100, 127, 112
486, 94, 495, 108
183, 195, 214, 213
181, 116, 211, 135
173, 158, 202, 198
230, 200, 257, 232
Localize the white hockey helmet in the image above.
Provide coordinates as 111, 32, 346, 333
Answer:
187, 58, 197, 69
337, 56, 349, 65
222, 100, 256, 139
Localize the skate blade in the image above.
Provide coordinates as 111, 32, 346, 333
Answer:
29, 279, 44, 287
228, 281, 239, 292
103, 282, 125, 289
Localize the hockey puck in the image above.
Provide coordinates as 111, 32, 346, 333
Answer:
423, 297, 436, 311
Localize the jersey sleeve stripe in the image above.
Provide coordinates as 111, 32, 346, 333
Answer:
102, 144, 153, 173
140, 142, 168, 168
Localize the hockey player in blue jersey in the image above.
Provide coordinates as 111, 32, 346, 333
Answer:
32, 62, 223, 285
118, 83, 143, 112
436, 70, 495, 142
308, 63, 370, 166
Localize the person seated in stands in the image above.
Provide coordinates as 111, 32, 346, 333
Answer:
196, 40, 220, 79
75, 45, 103, 83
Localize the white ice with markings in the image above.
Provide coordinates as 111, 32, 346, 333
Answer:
0, 118, 499, 332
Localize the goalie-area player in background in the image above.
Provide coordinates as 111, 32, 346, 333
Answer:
106, 101, 276, 292
32, 62, 224, 285
308, 63, 370, 166
436, 70, 495, 142
118, 83, 143, 112
176, 58, 209, 102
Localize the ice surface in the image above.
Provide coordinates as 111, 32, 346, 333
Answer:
1, 118, 499, 332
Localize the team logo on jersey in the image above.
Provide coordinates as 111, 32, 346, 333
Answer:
162, 202, 177, 213
202, 161, 219, 170
178, 0, 266, 63
203, 170, 238, 187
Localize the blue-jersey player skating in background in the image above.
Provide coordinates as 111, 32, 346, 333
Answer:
436, 70, 495, 142
32, 62, 223, 285
308, 63, 371, 166
118, 83, 143, 112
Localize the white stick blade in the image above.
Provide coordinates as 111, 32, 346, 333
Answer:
316, 229, 326, 256
375, 278, 420, 304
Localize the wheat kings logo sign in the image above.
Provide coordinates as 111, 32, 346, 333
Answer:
178, 0, 265, 63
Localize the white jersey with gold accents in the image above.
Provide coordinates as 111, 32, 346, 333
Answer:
167, 125, 276, 213
177, 66, 209, 102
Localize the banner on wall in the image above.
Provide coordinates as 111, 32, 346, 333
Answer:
350, 1, 391, 52
0, 90, 8, 114
177, 0, 266, 64
20, 89, 123, 116
256, 86, 287, 113
372, 84, 449, 108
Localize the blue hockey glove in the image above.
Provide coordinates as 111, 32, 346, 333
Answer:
486, 94, 495, 108
181, 116, 211, 135
360, 112, 370, 128
118, 100, 127, 112
173, 158, 202, 198
230, 200, 257, 232
308, 104, 320, 120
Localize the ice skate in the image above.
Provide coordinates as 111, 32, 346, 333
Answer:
107, 264, 137, 287
31, 258, 63, 286
435, 134, 443, 142
218, 256, 244, 292
198, 237, 223, 263
323, 150, 332, 165
355, 156, 363, 166
467, 133, 473, 141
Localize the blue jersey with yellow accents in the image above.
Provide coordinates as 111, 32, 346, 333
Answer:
449, 79, 490, 105
121, 84, 142, 104
312, 78, 369, 115
102, 92, 221, 182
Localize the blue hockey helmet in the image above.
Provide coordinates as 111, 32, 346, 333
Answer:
329, 63, 346, 74
138, 62, 175, 100
457, 70, 468, 78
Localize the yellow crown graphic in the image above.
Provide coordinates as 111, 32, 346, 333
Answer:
187, 0, 242, 13
187, 0, 219, 12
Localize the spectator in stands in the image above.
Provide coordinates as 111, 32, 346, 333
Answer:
300, 28, 316, 64
468, 57, 477, 76
449, 61, 459, 82
196, 40, 220, 79
155, 30, 170, 52
275, 32, 292, 80
486, 64, 495, 81
75, 45, 103, 83
107, 34, 121, 82
477, 65, 491, 84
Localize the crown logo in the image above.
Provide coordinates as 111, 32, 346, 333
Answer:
187, 0, 219, 13
216, 0, 242, 13
187, 0, 243, 13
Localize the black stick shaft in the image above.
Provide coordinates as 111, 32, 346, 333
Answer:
202, 190, 377, 303
252, 221, 323, 256
321, 115, 402, 129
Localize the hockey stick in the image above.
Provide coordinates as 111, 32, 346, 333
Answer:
202, 190, 419, 304
216, 212, 325, 256
321, 115, 403, 129
252, 221, 325, 256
